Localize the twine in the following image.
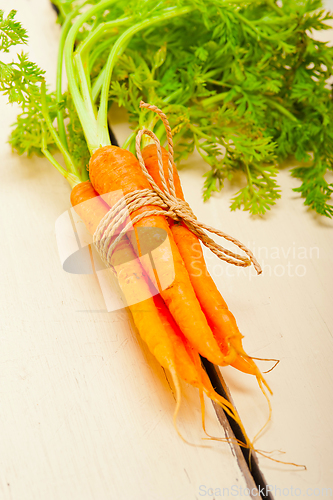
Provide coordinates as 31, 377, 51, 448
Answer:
93, 101, 262, 275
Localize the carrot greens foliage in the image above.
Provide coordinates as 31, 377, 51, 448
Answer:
1, 1, 333, 216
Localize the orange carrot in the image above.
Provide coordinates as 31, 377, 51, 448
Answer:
88, 146, 225, 366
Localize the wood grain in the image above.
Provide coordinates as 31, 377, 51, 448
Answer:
1, 0, 333, 498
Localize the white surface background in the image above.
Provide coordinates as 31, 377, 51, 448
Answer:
1, 1, 333, 499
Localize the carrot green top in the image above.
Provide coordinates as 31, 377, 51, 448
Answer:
1, 2, 333, 217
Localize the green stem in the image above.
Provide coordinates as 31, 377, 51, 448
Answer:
163, 87, 184, 104
122, 130, 137, 150
42, 149, 79, 188
92, 68, 106, 103
188, 123, 213, 142
41, 146, 66, 177
129, 138, 137, 156
234, 11, 286, 41
190, 124, 229, 157
265, 0, 284, 17
154, 123, 164, 142
244, 162, 254, 195
41, 124, 80, 188
89, 38, 114, 74
265, 97, 298, 122
64, 0, 119, 152
158, 130, 167, 148
91, 66, 106, 103
233, 11, 261, 37
77, 22, 110, 55
73, 52, 95, 115
204, 68, 225, 79
78, 18, 133, 103
97, 6, 195, 148
140, 88, 185, 145
201, 92, 228, 109
206, 79, 231, 87
41, 82, 78, 176
77, 17, 133, 57
56, 5, 84, 149
171, 125, 189, 146
193, 133, 209, 164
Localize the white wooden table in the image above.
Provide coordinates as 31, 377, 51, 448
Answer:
1, 1, 333, 498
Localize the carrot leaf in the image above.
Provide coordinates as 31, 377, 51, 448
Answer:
0, 9, 28, 52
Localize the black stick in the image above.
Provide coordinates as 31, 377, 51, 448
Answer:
201, 358, 274, 500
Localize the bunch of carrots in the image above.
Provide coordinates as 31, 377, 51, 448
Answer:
1, 4, 275, 453
72, 130, 271, 449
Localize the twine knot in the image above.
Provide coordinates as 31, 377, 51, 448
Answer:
165, 198, 193, 221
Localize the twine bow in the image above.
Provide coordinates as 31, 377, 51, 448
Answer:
93, 101, 262, 275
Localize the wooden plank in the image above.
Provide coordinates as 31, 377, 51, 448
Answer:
1, 0, 333, 498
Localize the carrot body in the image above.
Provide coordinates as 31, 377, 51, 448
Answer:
152, 293, 202, 387
88, 146, 225, 366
